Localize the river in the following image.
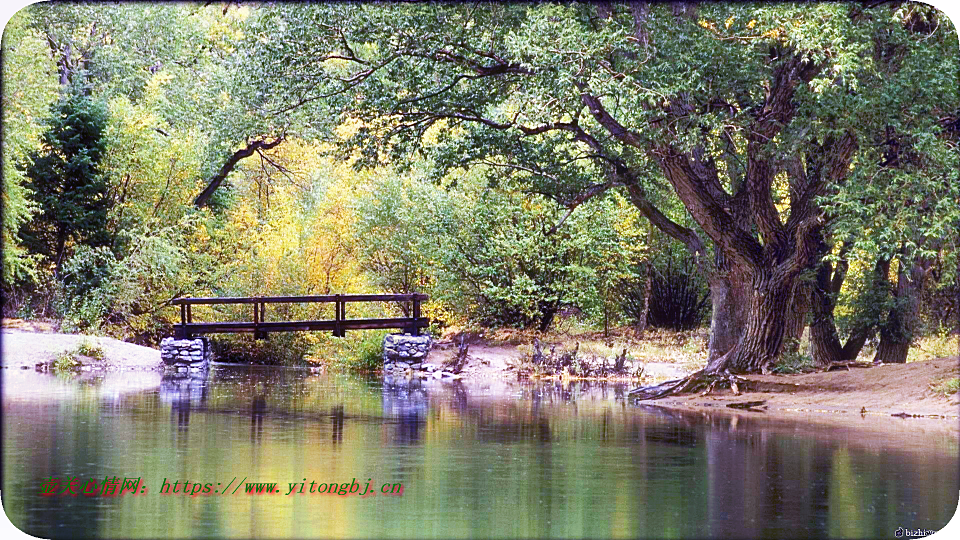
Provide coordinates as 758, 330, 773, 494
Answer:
3, 365, 957, 538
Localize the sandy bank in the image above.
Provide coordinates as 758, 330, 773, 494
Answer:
1, 328, 162, 371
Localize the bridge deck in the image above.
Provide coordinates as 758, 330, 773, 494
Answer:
171, 294, 428, 338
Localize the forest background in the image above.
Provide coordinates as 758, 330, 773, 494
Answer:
2, 1, 958, 374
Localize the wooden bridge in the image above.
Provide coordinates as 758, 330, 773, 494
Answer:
170, 293, 428, 339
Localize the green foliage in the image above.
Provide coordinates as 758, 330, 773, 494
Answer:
356, 171, 643, 331
19, 91, 114, 271
771, 339, 816, 374
211, 334, 312, 366
1, 10, 59, 290
51, 351, 83, 374
310, 331, 389, 374
907, 333, 960, 363
57, 245, 121, 330
50, 340, 104, 373
75, 340, 104, 360
5, 2, 958, 365
929, 377, 959, 397
56, 223, 201, 340
353, 172, 436, 297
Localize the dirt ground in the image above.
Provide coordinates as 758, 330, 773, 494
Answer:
426, 334, 960, 420
656, 359, 960, 417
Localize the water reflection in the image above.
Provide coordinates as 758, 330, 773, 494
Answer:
2, 366, 957, 539
382, 377, 428, 444
159, 370, 209, 432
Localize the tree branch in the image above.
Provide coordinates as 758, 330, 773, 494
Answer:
193, 136, 285, 208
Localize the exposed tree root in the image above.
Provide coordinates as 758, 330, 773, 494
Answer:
823, 360, 875, 372
627, 369, 747, 400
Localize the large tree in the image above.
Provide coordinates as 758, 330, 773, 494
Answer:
19, 91, 113, 274
220, 2, 956, 373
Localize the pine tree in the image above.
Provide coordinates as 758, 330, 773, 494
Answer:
19, 92, 113, 274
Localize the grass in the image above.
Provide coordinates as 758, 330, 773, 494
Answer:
929, 377, 960, 397
51, 351, 83, 373
50, 340, 104, 374
75, 340, 104, 360
907, 333, 959, 363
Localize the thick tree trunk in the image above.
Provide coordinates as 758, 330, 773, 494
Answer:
810, 295, 873, 366
875, 337, 910, 364
706, 266, 751, 363
874, 260, 926, 364
711, 270, 797, 374
783, 280, 809, 352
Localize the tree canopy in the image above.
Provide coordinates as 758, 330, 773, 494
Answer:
2, 1, 957, 371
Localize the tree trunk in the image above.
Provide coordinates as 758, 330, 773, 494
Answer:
710, 270, 796, 374
194, 137, 284, 208
874, 260, 926, 364
706, 266, 751, 363
809, 260, 845, 367
538, 302, 559, 333
636, 263, 651, 336
783, 279, 809, 352
54, 227, 67, 276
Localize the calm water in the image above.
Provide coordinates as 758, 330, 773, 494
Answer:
2, 365, 957, 539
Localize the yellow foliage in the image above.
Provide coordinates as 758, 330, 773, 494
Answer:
215, 138, 372, 300
335, 117, 365, 140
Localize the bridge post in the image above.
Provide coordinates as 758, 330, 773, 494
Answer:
253, 301, 259, 339
411, 295, 422, 336
178, 304, 188, 339
334, 294, 344, 337
260, 300, 266, 339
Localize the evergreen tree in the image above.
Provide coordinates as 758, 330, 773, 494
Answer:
19, 92, 113, 274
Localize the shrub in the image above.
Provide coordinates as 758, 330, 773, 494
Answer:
772, 340, 816, 374
75, 340, 104, 360
211, 333, 312, 366
51, 351, 82, 373
621, 260, 708, 331
310, 330, 389, 373
50, 340, 103, 373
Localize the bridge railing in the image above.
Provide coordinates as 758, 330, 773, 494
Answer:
169, 293, 428, 339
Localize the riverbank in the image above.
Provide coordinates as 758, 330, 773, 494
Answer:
1, 322, 162, 371
422, 329, 959, 419
3, 319, 957, 419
